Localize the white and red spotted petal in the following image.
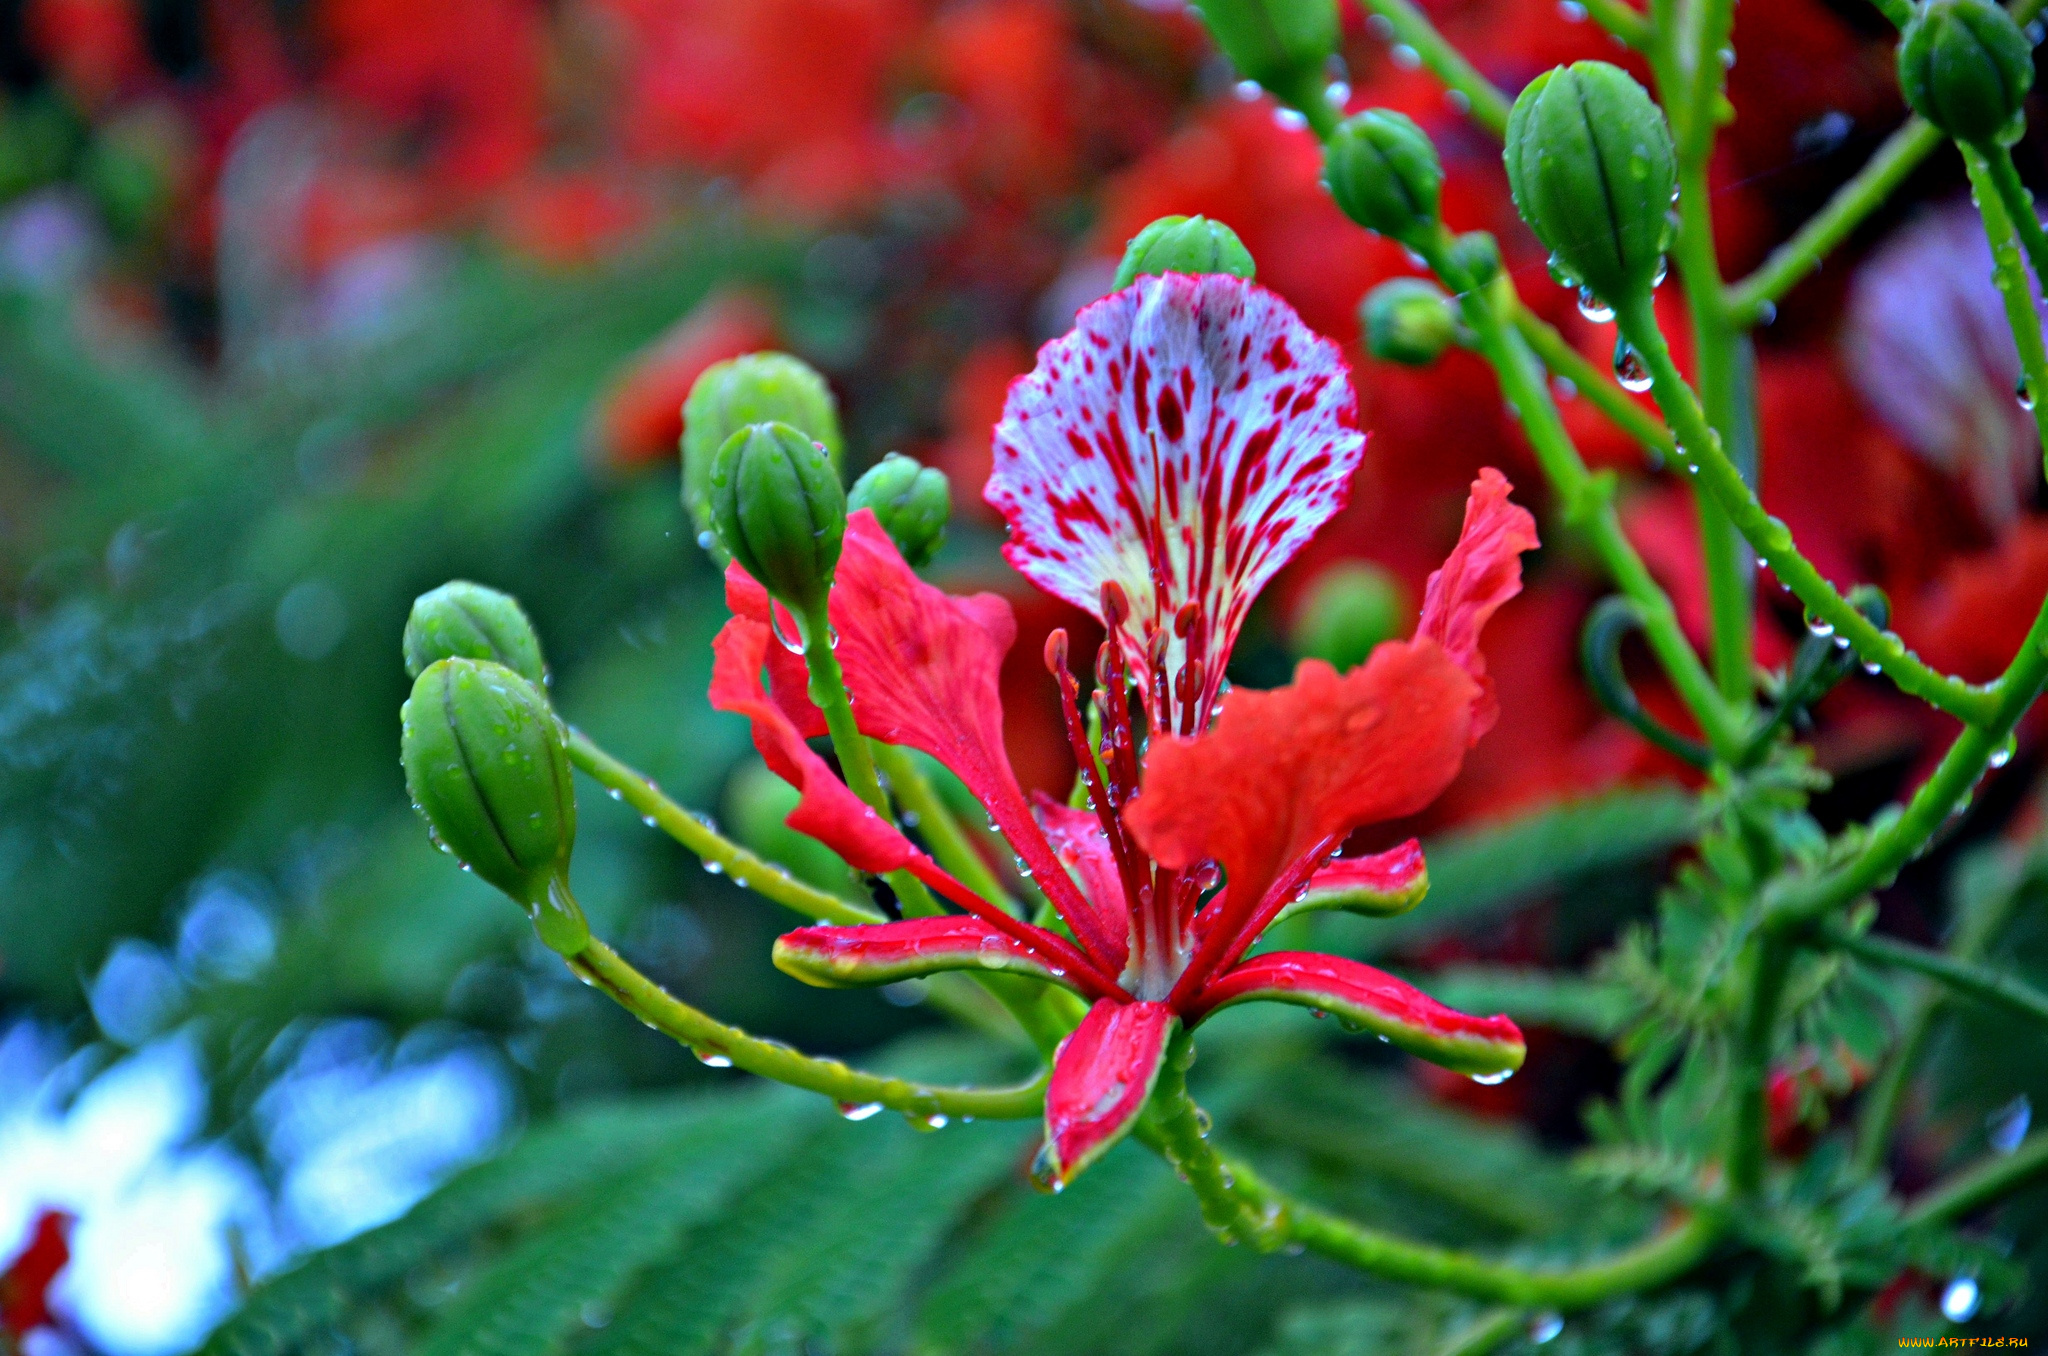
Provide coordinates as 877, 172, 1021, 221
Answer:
988, 273, 1367, 730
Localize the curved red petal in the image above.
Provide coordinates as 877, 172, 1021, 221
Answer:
988, 273, 1367, 728
828, 512, 1122, 966
1280, 838, 1430, 922
1415, 468, 1540, 741
773, 916, 1079, 989
1188, 952, 1525, 1079
1032, 793, 1132, 973
709, 615, 915, 874
1043, 998, 1177, 1188
1126, 643, 1477, 979
724, 563, 822, 736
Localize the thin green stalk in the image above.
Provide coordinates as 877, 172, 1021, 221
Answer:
1673, 0, 1735, 164
1580, 0, 1650, 49
570, 939, 1046, 1119
1141, 1040, 1723, 1305
1509, 302, 1676, 458
1822, 924, 2048, 1028
1903, 1132, 2048, 1225
871, 742, 1016, 913
1612, 291, 2002, 727
1457, 274, 1746, 760
1727, 936, 1793, 1197
1361, 0, 1512, 137
566, 729, 883, 927
1432, 1309, 1527, 1356
1965, 147, 2048, 461
1981, 146, 2048, 324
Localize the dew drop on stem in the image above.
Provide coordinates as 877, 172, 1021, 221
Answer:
1576, 286, 1614, 323
1529, 1313, 1564, 1344
2020, 376, 2037, 411
1940, 1275, 1981, 1322
1612, 338, 1652, 392
837, 1100, 884, 1121
1988, 1093, 2031, 1153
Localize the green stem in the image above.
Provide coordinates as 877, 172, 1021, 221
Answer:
1982, 145, 2048, 319
1727, 936, 1793, 1197
871, 742, 1017, 913
1865, 0, 1915, 26
1673, 0, 1736, 165
1966, 146, 2048, 466
570, 938, 1046, 1119
1456, 274, 1745, 760
1140, 1037, 1722, 1305
1580, 0, 1650, 48
1821, 923, 2048, 1029
566, 729, 883, 927
1360, 0, 1512, 137
1903, 1132, 2048, 1226
1432, 1309, 1528, 1356
1611, 290, 2002, 727
1672, 156, 1755, 706
1510, 302, 1676, 458
1725, 121, 1941, 325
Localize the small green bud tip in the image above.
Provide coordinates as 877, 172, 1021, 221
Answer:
1290, 562, 1407, 673
1114, 216, 1257, 289
709, 421, 847, 618
1325, 110, 1443, 248
402, 581, 546, 686
1361, 278, 1460, 366
682, 352, 843, 564
400, 658, 587, 955
1504, 61, 1676, 306
1193, 0, 1338, 110
1900, 0, 2034, 146
848, 453, 952, 568
1443, 231, 1501, 292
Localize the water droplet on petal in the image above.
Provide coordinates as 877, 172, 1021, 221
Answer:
1556, 0, 1587, 20
1389, 43, 1422, 69
1272, 107, 1309, 132
1470, 1067, 1515, 1086
1233, 79, 1262, 102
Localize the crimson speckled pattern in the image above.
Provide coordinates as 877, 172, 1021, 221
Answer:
988, 273, 1367, 730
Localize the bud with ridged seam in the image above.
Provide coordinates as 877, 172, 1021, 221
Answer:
403, 581, 546, 686
1114, 216, 1257, 289
1361, 278, 1461, 366
682, 353, 843, 564
1325, 110, 1442, 251
1504, 62, 1676, 307
401, 658, 587, 955
848, 453, 952, 568
1899, 0, 2034, 146
710, 421, 848, 621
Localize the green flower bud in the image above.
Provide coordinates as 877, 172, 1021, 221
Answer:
847, 452, 952, 568
682, 353, 843, 563
709, 421, 847, 617
1504, 62, 1676, 305
1193, 0, 1338, 112
401, 658, 587, 955
1899, 0, 2034, 146
1325, 110, 1442, 248
1443, 231, 1502, 291
402, 581, 546, 686
1361, 278, 1461, 366
1290, 562, 1408, 673
1114, 215, 1257, 289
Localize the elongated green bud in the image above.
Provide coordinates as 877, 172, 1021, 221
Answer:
683, 353, 843, 563
1504, 62, 1676, 306
403, 581, 546, 686
1899, 0, 2034, 146
848, 452, 951, 567
401, 658, 587, 955
1290, 562, 1407, 672
1193, 0, 1337, 114
1361, 278, 1460, 366
1325, 110, 1442, 249
710, 421, 847, 617
1114, 215, 1257, 288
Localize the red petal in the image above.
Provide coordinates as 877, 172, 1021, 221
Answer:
724, 563, 824, 737
1283, 839, 1430, 921
1125, 643, 1477, 995
1032, 793, 1131, 973
1043, 999, 1176, 1188
773, 916, 1079, 989
988, 273, 1367, 729
0, 1209, 72, 1335
1188, 952, 1525, 1079
1414, 469, 1540, 741
828, 512, 1123, 966
708, 615, 916, 874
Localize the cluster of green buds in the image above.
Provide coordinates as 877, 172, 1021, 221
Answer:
1898, 0, 2034, 146
399, 583, 588, 956
681, 352, 844, 565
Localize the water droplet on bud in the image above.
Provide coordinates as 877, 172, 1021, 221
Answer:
1576, 286, 1614, 323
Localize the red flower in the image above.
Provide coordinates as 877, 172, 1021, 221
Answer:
588, 290, 780, 469
0, 1210, 73, 1337
718, 274, 1533, 1187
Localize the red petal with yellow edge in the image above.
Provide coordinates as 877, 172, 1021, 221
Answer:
1187, 952, 1525, 1079
773, 916, 1081, 990
1276, 839, 1430, 924
1042, 999, 1177, 1188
